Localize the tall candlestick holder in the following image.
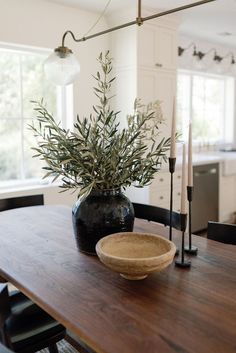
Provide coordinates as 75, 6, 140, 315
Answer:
169, 157, 179, 256
168, 157, 176, 242
184, 186, 198, 255
175, 213, 191, 268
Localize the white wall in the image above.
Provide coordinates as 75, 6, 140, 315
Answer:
0, 0, 109, 204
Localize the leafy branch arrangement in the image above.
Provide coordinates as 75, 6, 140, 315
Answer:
30, 51, 171, 198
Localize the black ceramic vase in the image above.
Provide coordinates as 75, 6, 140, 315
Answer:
72, 188, 134, 255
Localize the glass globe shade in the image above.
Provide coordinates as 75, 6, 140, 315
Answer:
44, 50, 80, 86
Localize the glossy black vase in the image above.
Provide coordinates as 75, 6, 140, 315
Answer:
72, 188, 134, 255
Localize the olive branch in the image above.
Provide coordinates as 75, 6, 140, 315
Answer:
30, 51, 171, 198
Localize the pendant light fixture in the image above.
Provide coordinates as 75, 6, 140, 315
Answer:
44, 45, 81, 86
45, 0, 216, 86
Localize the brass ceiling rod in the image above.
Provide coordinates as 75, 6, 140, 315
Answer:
61, 0, 216, 46
48, 0, 217, 85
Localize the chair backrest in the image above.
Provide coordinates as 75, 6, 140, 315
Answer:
207, 221, 236, 245
0, 284, 66, 352
0, 284, 11, 346
0, 194, 44, 212
132, 202, 182, 231
0, 343, 13, 353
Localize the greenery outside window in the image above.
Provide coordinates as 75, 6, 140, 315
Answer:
0, 44, 71, 188
177, 69, 235, 146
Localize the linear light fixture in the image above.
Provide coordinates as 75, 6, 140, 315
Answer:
45, 0, 216, 85
178, 43, 236, 73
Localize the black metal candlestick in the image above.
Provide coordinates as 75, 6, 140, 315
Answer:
184, 186, 198, 255
168, 157, 176, 242
175, 213, 191, 268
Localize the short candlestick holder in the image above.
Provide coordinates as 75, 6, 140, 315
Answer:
184, 186, 198, 255
175, 213, 191, 268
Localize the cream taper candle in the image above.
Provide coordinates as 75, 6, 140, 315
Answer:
181, 143, 187, 214
188, 122, 193, 187
170, 98, 176, 158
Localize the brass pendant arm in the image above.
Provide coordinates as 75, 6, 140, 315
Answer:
61, 0, 216, 46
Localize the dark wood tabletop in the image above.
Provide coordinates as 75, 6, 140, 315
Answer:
0, 205, 235, 353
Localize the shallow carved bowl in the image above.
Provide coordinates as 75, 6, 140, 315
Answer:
96, 232, 176, 280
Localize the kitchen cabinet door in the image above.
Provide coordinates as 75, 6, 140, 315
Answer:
138, 23, 177, 71
219, 174, 236, 222
150, 170, 182, 211
137, 69, 176, 140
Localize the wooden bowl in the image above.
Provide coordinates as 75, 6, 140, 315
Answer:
96, 232, 176, 280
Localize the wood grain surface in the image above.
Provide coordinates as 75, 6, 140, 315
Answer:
0, 205, 235, 353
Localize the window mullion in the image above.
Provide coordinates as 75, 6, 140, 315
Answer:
223, 78, 227, 142
19, 54, 25, 180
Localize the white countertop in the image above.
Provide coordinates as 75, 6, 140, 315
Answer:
192, 152, 224, 166
166, 151, 236, 176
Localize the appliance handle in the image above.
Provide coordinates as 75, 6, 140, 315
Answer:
194, 168, 217, 177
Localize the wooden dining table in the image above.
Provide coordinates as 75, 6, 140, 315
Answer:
0, 204, 235, 353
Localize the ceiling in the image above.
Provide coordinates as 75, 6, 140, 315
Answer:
46, 0, 236, 48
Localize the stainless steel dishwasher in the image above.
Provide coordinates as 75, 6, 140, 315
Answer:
192, 163, 219, 233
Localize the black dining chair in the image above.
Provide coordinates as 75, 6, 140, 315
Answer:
0, 284, 66, 353
0, 195, 66, 353
0, 194, 44, 294
132, 202, 182, 230
0, 195, 44, 212
0, 342, 14, 353
207, 221, 236, 245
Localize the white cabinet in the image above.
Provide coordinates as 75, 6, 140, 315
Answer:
137, 23, 177, 71
219, 171, 236, 222
150, 169, 182, 212
136, 21, 178, 127
137, 69, 176, 139
110, 14, 179, 204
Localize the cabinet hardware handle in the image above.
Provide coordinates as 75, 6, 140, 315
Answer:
155, 63, 163, 68
160, 196, 164, 200
194, 168, 217, 177
160, 178, 164, 182
177, 175, 181, 179
177, 192, 181, 196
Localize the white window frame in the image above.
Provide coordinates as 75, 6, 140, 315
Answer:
177, 69, 235, 147
0, 42, 73, 190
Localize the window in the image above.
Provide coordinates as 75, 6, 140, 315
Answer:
0, 44, 70, 187
177, 70, 235, 145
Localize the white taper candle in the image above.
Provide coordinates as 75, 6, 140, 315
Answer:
181, 143, 187, 214
188, 122, 193, 187
170, 97, 176, 158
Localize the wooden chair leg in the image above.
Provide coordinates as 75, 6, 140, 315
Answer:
48, 344, 59, 353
